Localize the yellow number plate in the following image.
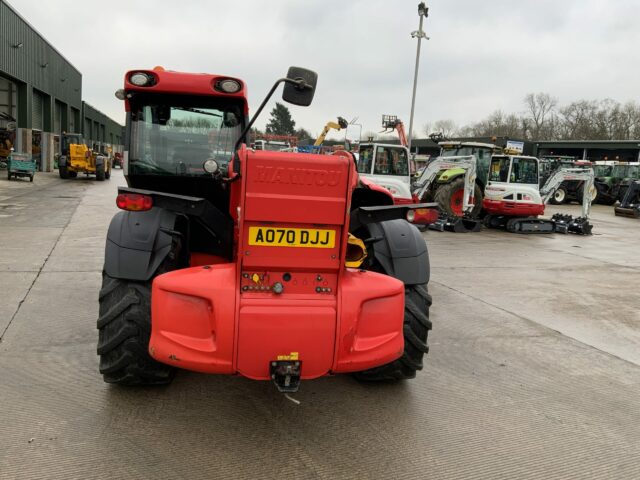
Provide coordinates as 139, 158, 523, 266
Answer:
248, 227, 335, 248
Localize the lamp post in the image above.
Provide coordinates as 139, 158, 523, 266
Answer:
407, 2, 429, 153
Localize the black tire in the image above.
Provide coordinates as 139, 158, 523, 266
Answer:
97, 273, 174, 385
434, 177, 483, 218
353, 284, 432, 381
96, 164, 105, 181
29, 175, 34, 182
576, 184, 597, 205
549, 187, 567, 205
59, 166, 69, 179
7, 171, 11, 180
68, 171, 78, 178
105, 168, 111, 180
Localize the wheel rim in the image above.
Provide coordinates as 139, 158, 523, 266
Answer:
450, 188, 464, 216
554, 189, 566, 203
589, 185, 597, 201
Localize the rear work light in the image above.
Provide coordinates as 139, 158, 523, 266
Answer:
116, 193, 153, 211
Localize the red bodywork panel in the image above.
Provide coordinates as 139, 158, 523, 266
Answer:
123, 68, 249, 114
149, 148, 407, 380
483, 198, 545, 217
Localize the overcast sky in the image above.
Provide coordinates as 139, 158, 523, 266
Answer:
11, 0, 640, 140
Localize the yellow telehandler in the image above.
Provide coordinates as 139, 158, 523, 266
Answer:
58, 132, 111, 181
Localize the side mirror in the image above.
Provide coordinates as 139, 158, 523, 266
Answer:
282, 66, 317, 107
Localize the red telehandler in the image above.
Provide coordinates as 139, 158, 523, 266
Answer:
98, 66, 437, 392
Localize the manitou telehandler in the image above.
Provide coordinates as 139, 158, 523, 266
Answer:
483, 154, 594, 235
98, 66, 436, 392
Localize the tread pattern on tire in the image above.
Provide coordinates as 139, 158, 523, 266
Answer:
97, 273, 174, 385
434, 177, 483, 218
353, 284, 432, 382
96, 164, 105, 181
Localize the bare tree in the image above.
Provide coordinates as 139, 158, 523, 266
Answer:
465, 110, 523, 138
524, 93, 558, 140
557, 100, 589, 139
426, 97, 640, 142
433, 119, 458, 138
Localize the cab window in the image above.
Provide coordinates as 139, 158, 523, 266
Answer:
511, 157, 538, 184
373, 147, 391, 174
357, 145, 373, 174
489, 157, 510, 182
390, 148, 409, 175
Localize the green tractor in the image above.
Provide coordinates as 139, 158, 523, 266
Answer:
593, 163, 640, 205
419, 141, 499, 217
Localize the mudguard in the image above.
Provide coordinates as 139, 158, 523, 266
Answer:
104, 207, 177, 281
366, 219, 429, 285
58, 155, 67, 167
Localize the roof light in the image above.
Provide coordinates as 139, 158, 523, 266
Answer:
215, 78, 241, 94
130, 72, 153, 87
116, 193, 153, 211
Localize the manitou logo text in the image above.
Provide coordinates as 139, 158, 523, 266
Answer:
255, 165, 341, 187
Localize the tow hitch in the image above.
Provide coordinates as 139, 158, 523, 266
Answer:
270, 361, 302, 393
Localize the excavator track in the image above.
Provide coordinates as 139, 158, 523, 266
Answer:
505, 217, 555, 234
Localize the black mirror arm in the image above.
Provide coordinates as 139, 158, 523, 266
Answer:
232, 78, 312, 174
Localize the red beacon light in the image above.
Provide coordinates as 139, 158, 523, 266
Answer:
116, 193, 153, 211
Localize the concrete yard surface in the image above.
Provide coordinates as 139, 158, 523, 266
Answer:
1, 171, 639, 480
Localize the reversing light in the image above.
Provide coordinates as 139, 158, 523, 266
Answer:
116, 193, 153, 211
215, 79, 241, 93
129, 72, 153, 87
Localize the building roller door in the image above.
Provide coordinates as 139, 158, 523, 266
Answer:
32, 90, 44, 130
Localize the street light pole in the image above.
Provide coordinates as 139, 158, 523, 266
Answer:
407, 2, 429, 154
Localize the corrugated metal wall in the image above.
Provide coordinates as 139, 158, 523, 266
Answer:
82, 101, 124, 146
0, 0, 123, 157
0, 0, 82, 108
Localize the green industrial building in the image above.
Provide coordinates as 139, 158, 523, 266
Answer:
0, 0, 123, 171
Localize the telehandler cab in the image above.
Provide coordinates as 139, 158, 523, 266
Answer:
98, 66, 436, 392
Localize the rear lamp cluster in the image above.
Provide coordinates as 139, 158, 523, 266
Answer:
406, 208, 439, 225
116, 193, 153, 211
128, 72, 156, 87
214, 78, 242, 94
